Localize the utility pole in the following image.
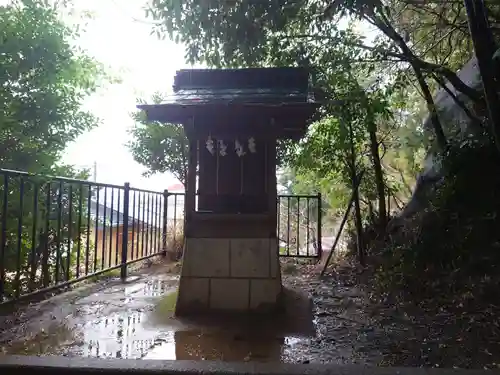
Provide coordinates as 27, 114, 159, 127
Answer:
93, 161, 97, 182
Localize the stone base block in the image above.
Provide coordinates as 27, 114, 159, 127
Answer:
175, 237, 282, 315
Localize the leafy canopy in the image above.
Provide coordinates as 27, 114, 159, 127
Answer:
129, 93, 189, 187
0, 0, 108, 174
0, 0, 109, 289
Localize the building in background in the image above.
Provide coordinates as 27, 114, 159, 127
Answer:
165, 183, 184, 229
89, 188, 165, 267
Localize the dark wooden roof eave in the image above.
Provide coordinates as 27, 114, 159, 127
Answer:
137, 102, 321, 124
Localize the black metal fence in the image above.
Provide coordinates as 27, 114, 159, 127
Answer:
277, 194, 322, 259
0, 169, 172, 304
165, 192, 185, 251
0, 169, 321, 303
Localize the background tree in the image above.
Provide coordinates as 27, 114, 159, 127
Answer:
143, 0, 499, 265
0, 0, 109, 297
144, 5, 422, 181
129, 93, 189, 187
140, 1, 500, 365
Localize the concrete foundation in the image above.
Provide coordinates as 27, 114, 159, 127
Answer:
175, 238, 282, 315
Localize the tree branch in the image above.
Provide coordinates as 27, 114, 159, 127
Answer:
431, 72, 484, 131
284, 33, 482, 102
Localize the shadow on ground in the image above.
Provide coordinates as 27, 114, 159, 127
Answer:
0, 262, 321, 362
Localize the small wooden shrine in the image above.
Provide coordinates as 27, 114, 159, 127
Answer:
139, 67, 320, 315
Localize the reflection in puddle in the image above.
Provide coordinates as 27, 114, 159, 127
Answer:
80, 307, 306, 362
84, 311, 152, 359
1, 275, 315, 363
145, 331, 284, 362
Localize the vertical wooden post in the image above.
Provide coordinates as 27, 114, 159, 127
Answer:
267, 138, 278, 237
185, 139, 197, 236
184, 117, 197, 236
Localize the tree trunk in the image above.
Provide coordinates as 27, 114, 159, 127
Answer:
464, 0, 500, 154
347, 121, 365, 266
351, 166, 365, 266
411, 62, 448, 150
367, 120, 387, 230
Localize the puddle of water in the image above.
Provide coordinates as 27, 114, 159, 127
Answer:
1, 276, 316, 363
80, 311, 310, 362
144, 330, 285, 361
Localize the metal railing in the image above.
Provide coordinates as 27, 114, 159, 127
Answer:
0, 168, 321, 303
161, 192, 323, 259
0, 169, 180, 304
277, 193, 322, 259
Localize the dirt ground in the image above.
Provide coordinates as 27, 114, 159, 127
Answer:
0, 259, 497, 367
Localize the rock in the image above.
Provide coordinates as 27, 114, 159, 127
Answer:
390, 56, 484, 225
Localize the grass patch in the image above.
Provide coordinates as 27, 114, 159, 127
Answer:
155, 289, 178, 315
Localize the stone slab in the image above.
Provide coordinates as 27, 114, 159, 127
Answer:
182, 238, 230, 278
230, 238, 270, 278
209, 278, 250, 310
249, 278, 281, 310
269, 238, 280, 279
176, 277, 210, 313
1, 354, 493, 375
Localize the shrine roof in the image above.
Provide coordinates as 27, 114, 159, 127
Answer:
148, 87, 314, 105
137, 67, 320, 123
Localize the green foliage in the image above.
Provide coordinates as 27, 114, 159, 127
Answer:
0, 0, 108, 297
144, 0, 500, 290
144, 0, 430, 225
0, 170, 94, 297
129, 93, 188, 186
0, 0, 106, 172
389, 0, 499, 72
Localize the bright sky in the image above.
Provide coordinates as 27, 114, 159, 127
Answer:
61, 0, 193, 192
57, 1, 376, 194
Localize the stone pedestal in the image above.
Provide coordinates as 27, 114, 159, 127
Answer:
175, 238, 282, 315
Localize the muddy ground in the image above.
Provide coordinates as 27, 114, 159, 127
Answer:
0, 260, 498, 367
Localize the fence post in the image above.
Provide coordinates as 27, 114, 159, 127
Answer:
0, 175, 8, 303
317, 192, 322, 260
120, 182, 130, 280
162, 189, 169, 256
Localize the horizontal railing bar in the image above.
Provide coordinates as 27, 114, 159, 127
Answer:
0, 252, 165, 306
0, 169, 124, 189
0, 264, 121, 306
129, 187, 166, 195
0, 170, 318, 199
126, 251, 165, 267
278, 194, 319, 198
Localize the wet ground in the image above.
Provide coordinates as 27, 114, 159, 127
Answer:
0, 262, 388, 364
4, 262, 496, 367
